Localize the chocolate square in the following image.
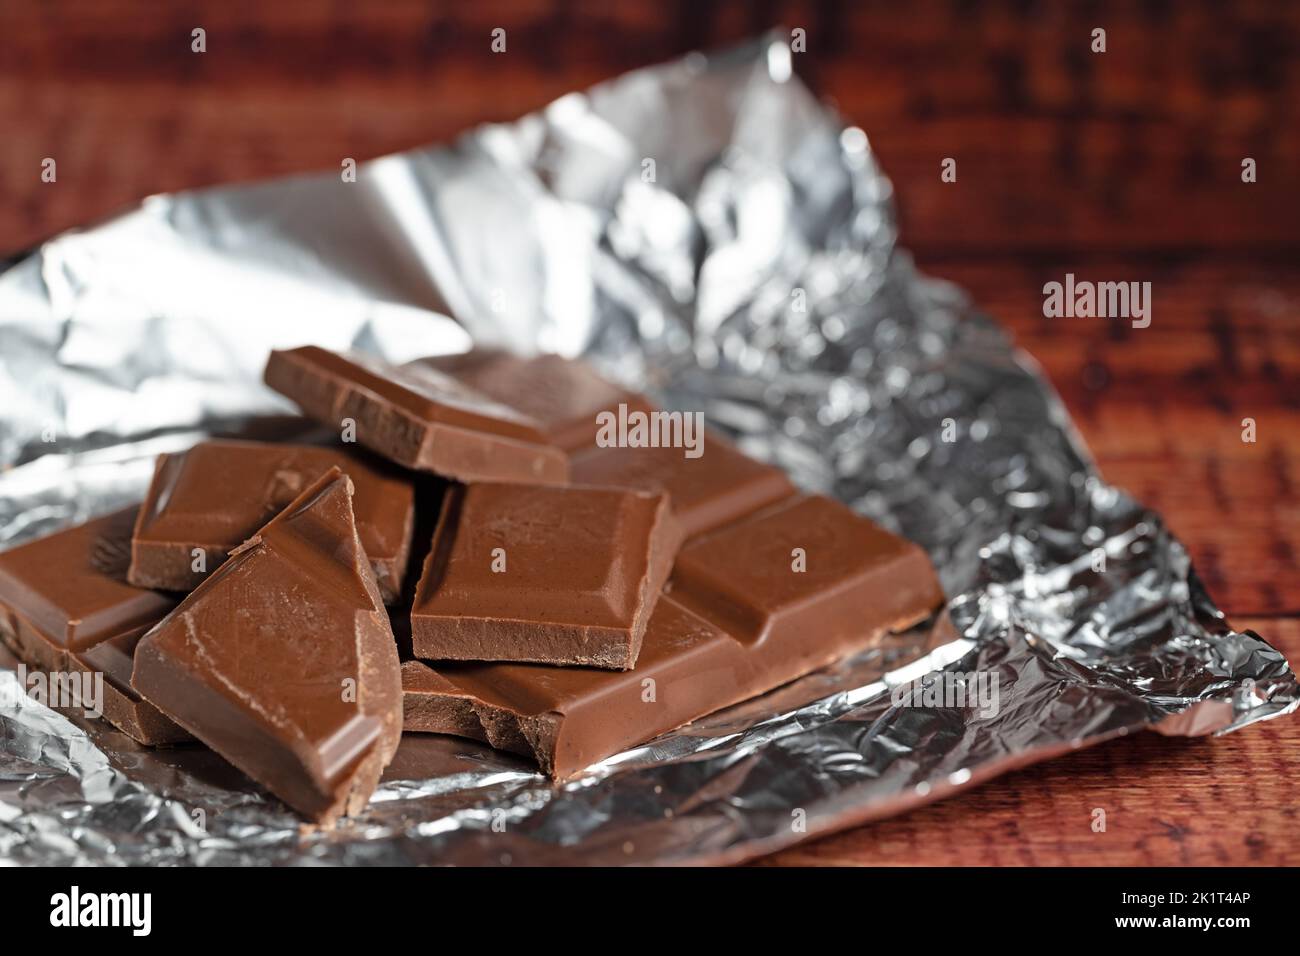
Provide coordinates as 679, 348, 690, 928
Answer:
570, 430, 795, 538
128, 439, 415, 602
409, 482, 679, 669
413, 350, 655, 452
264, 346, 569, 484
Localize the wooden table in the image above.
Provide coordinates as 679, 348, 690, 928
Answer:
2, 1, 1296, 865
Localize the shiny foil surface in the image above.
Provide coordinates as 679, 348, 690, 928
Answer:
0, 35, 1294, 866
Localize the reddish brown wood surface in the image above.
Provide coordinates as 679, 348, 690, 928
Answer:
1, 1, 1296, 865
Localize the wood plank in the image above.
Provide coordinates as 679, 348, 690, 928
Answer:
3, 1, 1299, 253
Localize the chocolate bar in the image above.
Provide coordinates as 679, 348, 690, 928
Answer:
570, 430, 796, 539
0, 508, 188, 745
264, 346, 569, 484
132, 468, 403, 823
403, 494, 944, 777
409, 482, 678, 669
128, 439, 416, 603
414, 350, 655, 452
70, 629, 193, 744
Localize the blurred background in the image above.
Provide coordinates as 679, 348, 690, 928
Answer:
2, 0, 1296, 863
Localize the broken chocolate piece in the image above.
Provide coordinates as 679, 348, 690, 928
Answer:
403, 495, 944, 777
132, 467, 403, 822
410, 482, 678, 669
570, 430, 796, 539
264, 346, 569, 484
413, 350, 655, 452
70, 629, 193, 745
0, 508, 176, 670
128, 439, 415, 602
0, 508, 187, 745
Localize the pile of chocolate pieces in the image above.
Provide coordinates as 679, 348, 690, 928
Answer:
0, 347, 944, 824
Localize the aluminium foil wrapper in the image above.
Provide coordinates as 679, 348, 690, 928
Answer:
0, 35, 1294, 866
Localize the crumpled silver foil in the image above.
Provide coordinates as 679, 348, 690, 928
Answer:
0, 34, 1294, 866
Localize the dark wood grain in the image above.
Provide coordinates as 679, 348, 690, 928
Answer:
1, 0, 1296, 866
3, 1, 1299, 256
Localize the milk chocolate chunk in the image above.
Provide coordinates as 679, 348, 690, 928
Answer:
128, 439, 415, 602
132, 468, 403, 823
410, 482, 678, 669
670, 494, 939, 647
403, 495, 944, 777
570, 430, 796, 538
401, 598, 734, 775
414, 350, 655, 452
71, 630, 193, 745
0, 508, 187, 745
264, 346, 569, 484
